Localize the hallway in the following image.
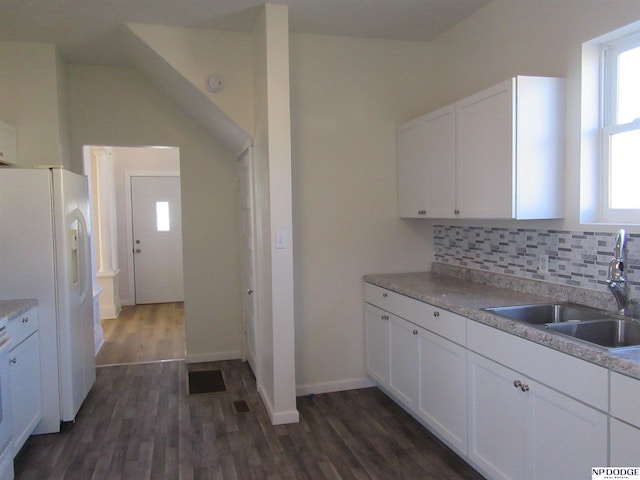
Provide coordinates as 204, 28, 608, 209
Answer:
96, 302, 185, 366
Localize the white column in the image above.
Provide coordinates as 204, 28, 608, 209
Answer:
92, 148, 121, 319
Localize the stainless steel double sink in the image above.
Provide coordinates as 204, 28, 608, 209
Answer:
484, 303, 640, 351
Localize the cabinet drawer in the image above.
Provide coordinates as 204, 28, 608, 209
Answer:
414, 301, 466, 345
611, 372, 640, 427
364, 283, 415, 321
8, 306, 38, 348
467, 320, 608, 411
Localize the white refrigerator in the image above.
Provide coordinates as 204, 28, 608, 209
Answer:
0, 166, 95, 434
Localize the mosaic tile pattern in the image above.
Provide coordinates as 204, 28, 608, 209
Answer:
433, 225, 640, 300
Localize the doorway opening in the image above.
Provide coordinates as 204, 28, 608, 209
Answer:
83, 145, 185, 366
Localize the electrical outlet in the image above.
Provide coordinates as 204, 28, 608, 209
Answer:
537, 254, 549, 273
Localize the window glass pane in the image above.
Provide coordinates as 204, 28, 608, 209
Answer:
156, 201, 170, 231
617, 45, 640, 124
609, 129, 640, 209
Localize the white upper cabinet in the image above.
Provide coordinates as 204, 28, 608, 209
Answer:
0, 120, 17, 166
397, 76, 565, 219
397, 105, 456, 218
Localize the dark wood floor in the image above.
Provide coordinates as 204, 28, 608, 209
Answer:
15, 303, 484, 479
96, 302, 185, 365
14, 360, 484, 479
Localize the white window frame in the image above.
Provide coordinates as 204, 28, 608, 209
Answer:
599, 32, 640, 223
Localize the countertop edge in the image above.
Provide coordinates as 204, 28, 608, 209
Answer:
364, 272, 640, 381
0, 299, 38, 322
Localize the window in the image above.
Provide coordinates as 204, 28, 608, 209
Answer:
600, 33, 640, 221
156, 201, 170, 232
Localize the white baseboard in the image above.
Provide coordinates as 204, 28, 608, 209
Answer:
257, 382, 300, 425
296, 376, 375, 397
184, 350, 242, 364
99, 304, 120, 320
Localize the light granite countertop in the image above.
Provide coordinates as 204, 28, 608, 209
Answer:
0, 299, 37, 323
364, 269, 640, 380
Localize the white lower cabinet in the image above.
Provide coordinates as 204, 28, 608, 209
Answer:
388, 315, 419, 408
10, 332, 41, 455
418, 327, 467, 453
364, 283, 613, 480
610, 419, 640, 465
610, 372, 640, 466
8, 306, 42, 457
468, 353, 527, 479
364, 303, 389, 386
467, 352, 607, 480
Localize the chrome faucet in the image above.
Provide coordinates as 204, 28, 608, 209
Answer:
607, 229, 629, 316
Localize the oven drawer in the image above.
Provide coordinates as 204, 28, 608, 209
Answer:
8, 306, 38, 348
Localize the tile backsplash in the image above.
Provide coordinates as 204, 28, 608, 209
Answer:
433, 225, 639, 300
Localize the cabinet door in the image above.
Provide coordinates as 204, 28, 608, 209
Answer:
10, 332, 42, 455
468, 352, 527, 480
456, 79, 514, 218
611, 419, 640, 466
418, 328, 467, 453
388, 316, 419, 408
529, 379, 607, 479
364, 304, 389, 386
397, 106, 456, 218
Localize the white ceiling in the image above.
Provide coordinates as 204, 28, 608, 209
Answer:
0, 0, 490, 65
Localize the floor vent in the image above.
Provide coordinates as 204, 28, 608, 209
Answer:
188, 369, 226, 395
233, 400, 250, 414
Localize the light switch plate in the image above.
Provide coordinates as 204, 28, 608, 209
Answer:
275, 231, 288, 249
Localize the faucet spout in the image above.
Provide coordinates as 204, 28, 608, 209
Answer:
607, 229, 629, 316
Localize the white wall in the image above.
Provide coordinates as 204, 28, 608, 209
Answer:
430, 0, 640, 235
251, 4, 298, 424
68, 65, 242, 362
126, 23, 255, 136
110, 146, 180, 305
0, 42, 69, 169
289, 34, 435, 394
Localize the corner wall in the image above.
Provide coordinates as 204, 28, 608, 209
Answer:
68, 65, 242, 362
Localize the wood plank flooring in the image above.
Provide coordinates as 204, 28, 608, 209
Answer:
96, 302, 185, 365
15, 303, 485, 479
14, 359, 485, 479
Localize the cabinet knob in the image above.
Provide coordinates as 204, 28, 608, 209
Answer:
513, 379, 522, 388
413, 330, 418, 335
382, 292, 388, 298
433, 311, 440, 317
513, 379, 529, 392
21, 317, 28, 323
454, 209, 460, 215
9, 358, 16, 365
381, 315, 389, 321
417, 209, 427, 215
247, 289, 254, 295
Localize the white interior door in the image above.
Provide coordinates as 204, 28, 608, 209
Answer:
131, 176, 184, 304
238, 149, 258, 376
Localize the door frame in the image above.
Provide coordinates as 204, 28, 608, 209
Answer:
237, 146, 259, 379
124, 170, 181, 305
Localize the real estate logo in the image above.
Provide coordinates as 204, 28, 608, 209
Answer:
592, 467, 640, 480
